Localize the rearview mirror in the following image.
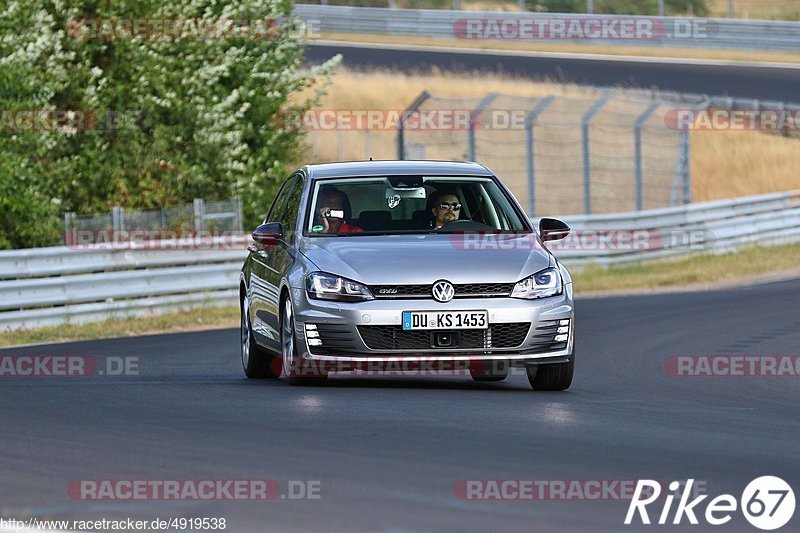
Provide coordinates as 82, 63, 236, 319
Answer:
539, 218, 570, 242
249, 222, 282, 250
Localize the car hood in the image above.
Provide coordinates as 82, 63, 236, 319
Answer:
298, 233, 551, 285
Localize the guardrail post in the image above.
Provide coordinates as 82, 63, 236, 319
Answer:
193, 198, 205, 235
634, 102, 660, 211
468, 92, 499, 162
525, 95, 555, 217
398, 91, 431, 160
581, 95, 610, 215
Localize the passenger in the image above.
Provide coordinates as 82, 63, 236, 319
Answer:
315, 188, 363, 233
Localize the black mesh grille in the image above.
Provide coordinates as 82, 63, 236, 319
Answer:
314, 323, 357, 352
530, 319, 569, 352
357, 323, 530, 351
369, 283, 514, 299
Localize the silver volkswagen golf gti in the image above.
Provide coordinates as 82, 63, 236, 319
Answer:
240, 161, 574, 390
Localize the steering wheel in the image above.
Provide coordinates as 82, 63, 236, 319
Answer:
439, 219, 494, 231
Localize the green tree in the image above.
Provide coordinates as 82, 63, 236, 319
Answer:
0, 0, 339, 248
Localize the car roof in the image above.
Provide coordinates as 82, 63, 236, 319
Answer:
304, 160, 494, 179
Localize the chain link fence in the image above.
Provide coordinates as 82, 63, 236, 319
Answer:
64, 198, 244, 244
303, 91, 690, 216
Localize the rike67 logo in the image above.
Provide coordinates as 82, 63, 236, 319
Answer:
626, 477, 795, 530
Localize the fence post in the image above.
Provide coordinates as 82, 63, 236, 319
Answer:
681, 130, 692, 205
64, 212, 76, 245
581, 95, 610, 215
234, 197, 243, 232
398, 91, 431, 160
634, 102, 660, 211
193, 198, 205, 235
112, 206, 125, 232
468, 92, 499, 162
524, 95, 555, 217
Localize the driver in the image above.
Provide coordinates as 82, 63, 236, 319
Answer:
315, 188, 363, 233
430, 190, 462, 229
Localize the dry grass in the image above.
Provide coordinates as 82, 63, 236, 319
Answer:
0, 306, 238, 348
692, 130, 800, 201
299, 67, 800, 203
316, 32, 800, 65
706, 0, 800, 20
461, 0, 524, 11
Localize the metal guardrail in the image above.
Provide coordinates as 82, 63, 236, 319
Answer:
0, 236, 247, 331
1, 191, 799, 331
551, 190, 800, 264
296, 4, 800, 52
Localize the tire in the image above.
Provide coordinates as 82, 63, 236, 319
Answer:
527, 352, 574, 391
281, 297, 327, 386
241, 296, 281, 379
469, 360, 509, 382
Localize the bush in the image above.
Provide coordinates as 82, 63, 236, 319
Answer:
0, 0, 339, 249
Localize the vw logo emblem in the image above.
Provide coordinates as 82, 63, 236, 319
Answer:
432, 280, 455, 303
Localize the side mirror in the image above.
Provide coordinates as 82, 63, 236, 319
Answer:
539, 218, 570, 242
249, 222, 282, 251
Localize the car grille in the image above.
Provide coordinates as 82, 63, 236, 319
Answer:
369, 283, 514, 299
357, 322, 530, 351
530, 319, 570, 352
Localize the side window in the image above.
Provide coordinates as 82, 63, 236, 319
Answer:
277, 176, 304, 244
266, 176, 296, 223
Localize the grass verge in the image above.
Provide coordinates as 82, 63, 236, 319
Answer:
0, 306, 239, 348
2, 244, 799, 346
572, 242, 800, 294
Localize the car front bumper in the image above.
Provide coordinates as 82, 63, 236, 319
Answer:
289, 284, 574, 365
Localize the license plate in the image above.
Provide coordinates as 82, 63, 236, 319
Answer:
402, 311, 488, 331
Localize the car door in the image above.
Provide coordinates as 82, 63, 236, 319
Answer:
249, 174, 300, 352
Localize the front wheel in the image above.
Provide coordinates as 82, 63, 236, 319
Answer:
281, 297, 327, 386
527, 353, 574, 391
241, 297, 280, 379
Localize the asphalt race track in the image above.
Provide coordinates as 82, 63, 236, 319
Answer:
305, 42, 800, 104
2, 279, 799, 531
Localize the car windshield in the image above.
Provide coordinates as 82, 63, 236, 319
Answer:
304, 176, 530, 236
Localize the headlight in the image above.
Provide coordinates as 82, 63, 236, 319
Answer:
307, 272, 374, 302
510, 267, 562, 299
